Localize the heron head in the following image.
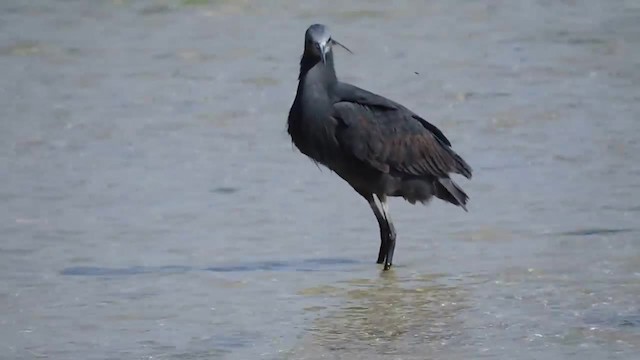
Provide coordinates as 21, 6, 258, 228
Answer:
304, 24, 352, 64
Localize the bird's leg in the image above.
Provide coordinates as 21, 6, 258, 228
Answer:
379, 195, 397, 270
366, 194, 389, 264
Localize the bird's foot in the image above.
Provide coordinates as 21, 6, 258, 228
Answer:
383, 262, 392, 271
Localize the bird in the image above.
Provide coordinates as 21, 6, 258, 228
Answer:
287, 24, 472, 271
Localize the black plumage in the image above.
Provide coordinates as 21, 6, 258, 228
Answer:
287, 24, 473, 270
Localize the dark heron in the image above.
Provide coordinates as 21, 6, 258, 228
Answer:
287, 24, 473, 270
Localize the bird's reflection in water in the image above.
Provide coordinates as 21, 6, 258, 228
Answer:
297, 271, 469, 357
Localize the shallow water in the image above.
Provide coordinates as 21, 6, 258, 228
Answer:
1, 0, 639, 359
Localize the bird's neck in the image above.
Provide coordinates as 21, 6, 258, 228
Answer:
298, 51, 338, 89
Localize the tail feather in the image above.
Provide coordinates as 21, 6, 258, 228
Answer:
435, 178, 469, 211
453, 153, 473, 179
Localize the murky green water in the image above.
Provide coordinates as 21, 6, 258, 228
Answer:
1, 0, 639, 359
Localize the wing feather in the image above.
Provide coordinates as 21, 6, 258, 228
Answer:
333, 101, 472, 179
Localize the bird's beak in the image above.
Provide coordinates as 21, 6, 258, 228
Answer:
331, 38, 353, 55
319, 38, 352, 64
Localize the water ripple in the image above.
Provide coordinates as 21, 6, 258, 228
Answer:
60, 258, 360, 277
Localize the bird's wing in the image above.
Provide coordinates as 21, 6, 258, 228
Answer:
334, 82, 452, 146
332, 91, 472, 179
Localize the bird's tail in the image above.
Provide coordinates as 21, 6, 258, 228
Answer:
446, 150, 473, 179
435, 178, 469, 211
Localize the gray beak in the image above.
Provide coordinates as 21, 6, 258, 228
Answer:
318, 38, 352, 64
331, 38, 353, 54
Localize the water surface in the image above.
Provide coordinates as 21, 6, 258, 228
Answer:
1, 0, 639, 359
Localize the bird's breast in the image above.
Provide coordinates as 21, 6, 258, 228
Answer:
288, 107, 341, 165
